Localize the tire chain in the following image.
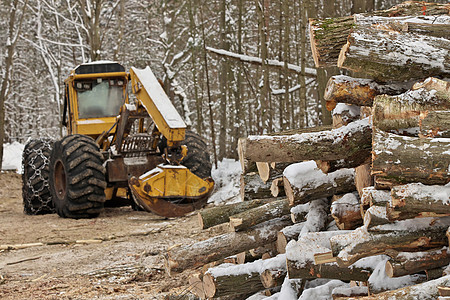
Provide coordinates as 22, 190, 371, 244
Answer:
22, 139, 55, 214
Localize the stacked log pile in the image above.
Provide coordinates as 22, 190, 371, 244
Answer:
163, 1, 450, 299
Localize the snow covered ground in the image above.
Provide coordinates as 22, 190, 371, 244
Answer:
1, 142, 242, 203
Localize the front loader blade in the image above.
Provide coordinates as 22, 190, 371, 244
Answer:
128, 164, 214, 218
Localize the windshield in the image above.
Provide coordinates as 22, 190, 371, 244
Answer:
77, 80, 124, 118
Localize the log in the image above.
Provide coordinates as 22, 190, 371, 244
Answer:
240, 172, 273, 200
385, 247, 450, 278
241, 118, 371, 164
188, 273, 205, 299
290, 203, 309, 223
388, 183, 450, 220
325, 75, 410, 111
364, 206, 391, 229
420, 110, 450, 138
330, 216, 450, 267
331, 193, 363, 230
276, 222, 305, 254
338, 16, 450, 82
315, 152, 371, 174
356, 274, 450, 300
354, 164, 373, 198
283, 161, 355, 205
286, 231, 372, 281
203, 254, 286, 299
164, 217, 291, 275
332, 286, 369, 299
270, 177, 284, 197
308, 1, 450, 68
256, 162, 290, 183
237, 138, 257, 174
373, 78, 450, 133
331, 103, 361, 127
197, 198, 277, 229
372, 128, 450, 187
229, 198, 290, 231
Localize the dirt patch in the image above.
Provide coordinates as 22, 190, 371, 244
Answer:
0, 172, 222, 299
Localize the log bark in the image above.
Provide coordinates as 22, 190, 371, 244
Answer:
164, 217, 291, 275
286, 231, 372, 281
373, 78, 450, 133
229, 198, 290, 231
308, 1, 450, 68
197, 198, 277, 229
331, 193, 363, 230
203, 254, 286, 298
241, 118, 371, 164
240, 172, 274, 200
355, 164, 373, 198
357, 274, 450, 300
372, 128, 450, 187
283, 161, 355, 205
385, 247, 450, 278
330, 216, 450, 267
387, 183, 450, 221
338, 16, 450, 82
420, 110, 450, 138
325, 75, 410, 111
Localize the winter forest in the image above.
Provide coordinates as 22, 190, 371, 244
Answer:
1, 0, 447, 167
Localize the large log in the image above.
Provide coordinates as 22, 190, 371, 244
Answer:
330, 216, 450, 267
286, 231, 373, 281
387, 183, 450, 221
283, 161, 355, 205
325, 75, 410, 111
308, 1, 450, 68
357, 274, 450, 300
241, 118, 371, 164
373, 78, 450, 134
385, 247, 450, 278
331, 193, 363, 230
164, 217, 291, 275
197, 197, 277, 229
338, 15, 450, 82
203, 254, 286, 298
372, 128, 450, 187
229, 198, 290, 231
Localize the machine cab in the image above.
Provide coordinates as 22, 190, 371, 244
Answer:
63, 61, 129, 138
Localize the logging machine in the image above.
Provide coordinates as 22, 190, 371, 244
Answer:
22, 61, 214, 218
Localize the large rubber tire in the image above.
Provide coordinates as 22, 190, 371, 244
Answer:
49, 134, 107, 219
181, 131, 212, 179
22, 139, 55, 215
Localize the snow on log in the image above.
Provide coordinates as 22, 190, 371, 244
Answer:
229, 198, 290, 231
309, 1, 450, 68
373, 78, 450, 133
164, 217, 291, 275
202, 254, 286, 299
332, 286, 369, 299
338, 15, 450, 82
325, 75, 409, 111
364, 206, 392, 229
206, 46, 317, 77
387, 183, 450, 221
283, 161, 355, 206
372, 128, 450, 187
290, 203, 309, 223
330, 216, 450, 267
385, 247, 450, 278
240, 172, 274, 200
356, 274, 450, 300
331, 103, 361, 128
286, 231, 373, 281
331, 193, 363, 230
197, 197, 277, 229
276, 222, 304, 254
241, 118, 371, 164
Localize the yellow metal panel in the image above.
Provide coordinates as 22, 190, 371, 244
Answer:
73, 72, 128, 80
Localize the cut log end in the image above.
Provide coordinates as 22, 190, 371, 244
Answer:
257, 162, 271, 183
385, 260, 395, 278
197, 213, 205, 229
337, 41, 350, 68
203, 273, 216, 299
283, 177, 295, 206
